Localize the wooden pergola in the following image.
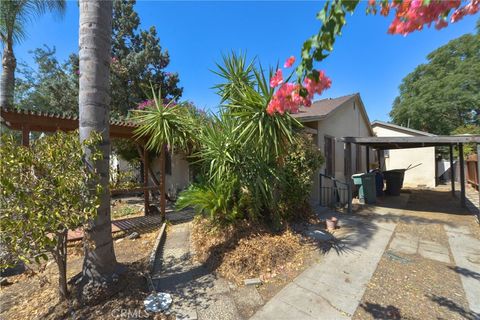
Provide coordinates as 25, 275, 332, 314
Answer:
0, 108, 164, 216
341, 135, 480, 208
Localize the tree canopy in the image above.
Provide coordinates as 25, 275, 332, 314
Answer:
14, 0, 182, 119
390, 23, 480, 135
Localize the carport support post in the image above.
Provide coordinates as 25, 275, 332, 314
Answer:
450, 144, 455, 197
459, 143, 466, 208
345, 142, 352, 213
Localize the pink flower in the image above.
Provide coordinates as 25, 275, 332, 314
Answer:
385, 0, 473, 35
137, 99, 154, 110
283, 56, 296, 68
267, 70, 331, 115
435, 19, 448, 30
270, 69, 283, 88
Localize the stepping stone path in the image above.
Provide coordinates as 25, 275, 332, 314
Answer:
151, 218, 264, 320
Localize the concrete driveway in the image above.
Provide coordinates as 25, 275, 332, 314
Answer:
251, 188, 480, 320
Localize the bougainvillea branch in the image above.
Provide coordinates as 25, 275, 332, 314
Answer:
280, 0, 479, 116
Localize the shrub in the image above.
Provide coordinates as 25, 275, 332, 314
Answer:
279, 133, 324, 220
0, 131, 101, 300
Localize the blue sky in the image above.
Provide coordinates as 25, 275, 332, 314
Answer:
13, 1, 479, 121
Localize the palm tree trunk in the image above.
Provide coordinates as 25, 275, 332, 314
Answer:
0, 38, 16, 108
79, 0, 117, 282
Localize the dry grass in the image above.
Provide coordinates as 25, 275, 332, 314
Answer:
0, 229, 168, 320
191, 217, 314, 285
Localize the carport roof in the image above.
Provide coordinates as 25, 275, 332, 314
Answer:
341, 135, 480, 150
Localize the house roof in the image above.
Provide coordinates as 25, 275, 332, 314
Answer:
342, 135, 480, 150
1, 108, 137, 139
371, 120, 436, 137
292, 93, 374, 136
292, 93, 358, 122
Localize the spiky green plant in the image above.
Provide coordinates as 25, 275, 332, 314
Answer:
178, 53, 308, 225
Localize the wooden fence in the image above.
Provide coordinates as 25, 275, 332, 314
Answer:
466, 153, 478, 191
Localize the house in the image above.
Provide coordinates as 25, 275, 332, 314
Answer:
293, 93, 375, 206
151, 151, 191, 198
371, 120, 436, 188
111, 150, 191, 199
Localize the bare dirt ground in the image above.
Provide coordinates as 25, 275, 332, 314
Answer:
0, 227, 163, 320
353, 188, 480, 320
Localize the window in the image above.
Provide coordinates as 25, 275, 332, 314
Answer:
324, 136, 335, 176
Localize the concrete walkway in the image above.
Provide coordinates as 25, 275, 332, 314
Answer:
252, 189, 480, 319
152, 214, 264, 320
251, 211, 397, 320
445, 224, 480, 314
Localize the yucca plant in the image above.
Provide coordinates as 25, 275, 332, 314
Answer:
215, 53, 302, 162
132, 86, 196, 217
177, 53, 304, 226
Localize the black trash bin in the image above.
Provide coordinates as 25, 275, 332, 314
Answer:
383, 169, 405, 196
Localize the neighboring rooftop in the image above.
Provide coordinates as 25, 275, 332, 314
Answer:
292, 93, 358, 121
371, 120, 436, 137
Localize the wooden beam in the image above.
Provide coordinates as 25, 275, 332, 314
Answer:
450, 145, 455, 197
459, 143, 466, 208
22, 125, 29, 147
160, 144, 166, 220
143, 145, 149, 215
365, 146, 370, 172
345, 143, 352, 177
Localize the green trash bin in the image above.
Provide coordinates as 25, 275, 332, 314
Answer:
352, 173, 377, 204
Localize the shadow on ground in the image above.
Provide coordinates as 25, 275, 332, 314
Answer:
359, 302, 402, 319
428, 294, 480, 320
448, 266, 480, 281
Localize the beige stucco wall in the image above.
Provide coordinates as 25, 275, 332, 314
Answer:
151, 151, 190, 198
306, 97, 375, 206
373, 125, 436, 188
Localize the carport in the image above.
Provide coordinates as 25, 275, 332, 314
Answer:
341, 135, 480, 208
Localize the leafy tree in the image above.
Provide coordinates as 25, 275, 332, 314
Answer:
13, 0, 182, 119
452, 124, 480, 155
0, 0, 66, 108
0, 132, 101, 300
111, 0, 182, 118
293, 1, 479, 103
15, 46, 78, 115
390, 26, 480, 135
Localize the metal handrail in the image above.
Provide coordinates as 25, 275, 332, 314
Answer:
319, 173, 352, 213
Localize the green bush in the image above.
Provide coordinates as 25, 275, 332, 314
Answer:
279, 133, 324, 220
0, 131, 101, 300
177, 177, 242, 225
